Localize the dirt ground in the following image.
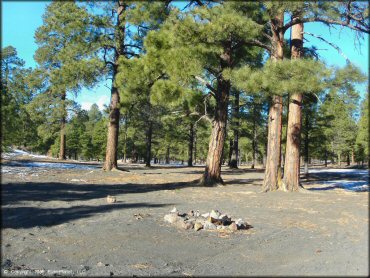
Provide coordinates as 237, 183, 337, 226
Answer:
1, 155, 369, 276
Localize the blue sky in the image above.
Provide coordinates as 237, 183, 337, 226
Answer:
2, 1, 369, 110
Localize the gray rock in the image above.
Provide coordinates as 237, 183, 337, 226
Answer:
201, 212, 210, 218
235, 218, 245, 227
203, 222, 217, 230
164, 214, 182, 224
175, 220, 193, 230
194, 222, 203, 231
210, 210, 221, 219
228, 222, 238, 231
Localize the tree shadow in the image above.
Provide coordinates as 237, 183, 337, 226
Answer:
224, 178, 263, 186
2, 202, 172, 229
1, 180, 200, 206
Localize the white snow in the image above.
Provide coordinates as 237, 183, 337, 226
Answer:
304, 168, 369, 192
307, 168, 368, 175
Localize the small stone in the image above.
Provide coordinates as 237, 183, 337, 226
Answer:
175, 220, 193, 230
203, 222, 217, 230
194, 222, 203, 231
106, 195, 116, 203
97, 262, 104, 267
210, 210, 221, 219
207, 216, 222, 225
235, 218, 245, 227
164, 214, 182, 224
220, 215, 232, 225
170, 207, 178, 213
194, 210, 200, 217
201, 212, 210, 218
187, 210, 194, 217
228, 222, 238, 231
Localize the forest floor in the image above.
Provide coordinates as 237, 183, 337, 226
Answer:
1, 152, 369, 276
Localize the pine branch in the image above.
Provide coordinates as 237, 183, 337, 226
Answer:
244, 39, 271, 52
303, 31, 351, 64
192, 75, 217, 97
283, 16, 369, 34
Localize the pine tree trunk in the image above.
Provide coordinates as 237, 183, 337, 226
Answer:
200, 43, 231, 186
262, 13, 284, 192
188, 123, 194, 167
201, 104, 228, 185
228, 139, 233, 166
251, 104, 258, 169
351, 148, 355, 165
104, 84, 120, 170
194, 127, 197, 165
59, 91, 66, 160
338, 153, 341, 166
229, 90, 239, 169
145, 121, 153, 167
346, 153, 350, 166
103, 2, 126, 171
165, 146, 170, 164
283, 15, 305, 191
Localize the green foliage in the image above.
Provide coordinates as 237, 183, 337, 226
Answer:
356, 94, 369, 162
1, 46, 40, 150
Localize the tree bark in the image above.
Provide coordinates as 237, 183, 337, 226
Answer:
282, 14, 305, 191
338, 153, 341, 166
59, 91, 66, 160
200, 44, 231, 186
194, 127, 197, 165
346, 153, 350, 166
165, 146, 170, 164
229, 90, 239, 169
103, 1, 126, 171
104, 83, 120, 170
145, 121, 153, 167
262, 12, 284, 192
188, 122, 194, 167
251, 103, 258, 169
228, 139, 233, 166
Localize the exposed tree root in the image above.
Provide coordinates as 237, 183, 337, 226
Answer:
197, 175, 224, 187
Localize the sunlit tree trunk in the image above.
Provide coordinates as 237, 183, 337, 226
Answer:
103, 1, 127, 171
104, 82, 120, 170
262, 12, 284, 192
283, 14, 305, 191
201, 44, 231, 186
229, 90, 239, 169
188, 123, 194, 166
145, 121, 153, 167
251, 103, 258, 169
201, 96, 229, 185
165, 146, 170, 164
59, 91, 66, 160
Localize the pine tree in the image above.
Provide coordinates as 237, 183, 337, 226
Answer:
1, 46, 40, 150
34, 1, 101, 159
86, 1, 170, 170
356, 94, 369, 165
145, 2, 264, 185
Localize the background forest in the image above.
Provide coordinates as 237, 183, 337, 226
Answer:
1, 1, 369, 188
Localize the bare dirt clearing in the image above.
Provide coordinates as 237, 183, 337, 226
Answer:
1, 155, 369, 276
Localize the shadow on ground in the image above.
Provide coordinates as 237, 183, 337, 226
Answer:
2, 202, 171, 229
1, 181, 200, 207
